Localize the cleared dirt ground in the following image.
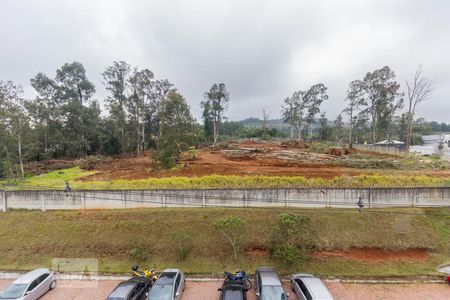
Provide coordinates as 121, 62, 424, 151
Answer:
1, 279, 449, 300
72, 141, 450, 181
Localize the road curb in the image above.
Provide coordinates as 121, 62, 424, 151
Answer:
0, 272, 446, 284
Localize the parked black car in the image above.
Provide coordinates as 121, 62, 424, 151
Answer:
106, 277, 152, 300
218, 279, 248, 300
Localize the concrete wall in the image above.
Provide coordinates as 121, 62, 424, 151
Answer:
0, 188, 449, 211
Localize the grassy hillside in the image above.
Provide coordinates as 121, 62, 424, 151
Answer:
0, 207, 448, 277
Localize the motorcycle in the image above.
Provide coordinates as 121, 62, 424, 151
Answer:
224, 271, 252, 289
132, 265, 158, 282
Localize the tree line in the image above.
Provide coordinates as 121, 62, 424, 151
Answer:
0, 62, 437, 178
281, 65, 434, 148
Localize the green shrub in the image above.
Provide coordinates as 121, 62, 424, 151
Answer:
271, 213, 316, 265
129, 241, 150, 262
172, 230, 192, 261
273, 243, 300, 265
187, 146, 198, 160
214, 216, 244, 260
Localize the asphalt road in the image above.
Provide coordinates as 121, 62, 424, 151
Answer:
0, 279, 449, 300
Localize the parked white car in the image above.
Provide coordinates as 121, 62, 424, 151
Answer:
290, 273, 333, 300
0, 268, 56, 300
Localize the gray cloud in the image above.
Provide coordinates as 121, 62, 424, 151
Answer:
1, 0, 449, 122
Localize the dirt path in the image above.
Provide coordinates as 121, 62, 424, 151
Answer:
1, 279, 449, 300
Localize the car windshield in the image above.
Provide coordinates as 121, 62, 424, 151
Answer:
0, 284, 27, 299
261, 286, 287, 300
224, 289, 244, 300
148, 285, 173, 300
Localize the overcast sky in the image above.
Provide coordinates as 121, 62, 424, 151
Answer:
1, 0, 449, 122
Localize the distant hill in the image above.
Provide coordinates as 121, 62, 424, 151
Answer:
239, 118, 289, 130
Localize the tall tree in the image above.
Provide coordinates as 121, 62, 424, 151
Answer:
281, 91, 304, 140
0, 81, 27, 178
56, 62, 95, 156
103, 61, 131, 154
343, 80, 365, 148
360, 66, 403, 143
128, 68, 154, 154
405, 65, 434, 149
202, 83, 230, 144
200, 100, 214, 143
27, 73, 60, 155
157, 92, 195, 168
145, 79, 175, 143
318, 112, 331, 141
304, 83, 328, 141
333, 114, 344, 142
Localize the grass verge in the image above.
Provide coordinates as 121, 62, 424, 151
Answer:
3, 168, 450, 190
0, 207, 448, 276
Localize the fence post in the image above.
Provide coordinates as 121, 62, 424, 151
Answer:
1, 190, 6, 212
368, 187, 372, 208
82, 192, 86, 210
203, 191, 206, 208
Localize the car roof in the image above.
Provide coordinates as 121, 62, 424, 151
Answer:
256, 267, 275, 273
223, 280, 246, 289
108, 281, 139, 298
155, 271, 178, 285
258, 270, 281, 286
223, 289, 244, 300
162, 268, 181, 273
292, 273, 314, 279
14, 268, 50, 284
295, 277, 333, 299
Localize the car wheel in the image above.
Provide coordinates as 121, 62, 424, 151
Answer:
50, 280, 57, 290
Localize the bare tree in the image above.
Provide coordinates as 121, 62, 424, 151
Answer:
262, 108, 269, 136
405, 65, 434, 150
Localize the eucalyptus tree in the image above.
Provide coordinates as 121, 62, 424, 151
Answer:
202, 83, 230, 144
304, 83, 328, 141
318, 112, 331, 141
360, 66, 403, 143
56, 62, 95, 156
128, 68, 154, 154
200, 99, 214, 142
281, 92, 301, 140
27, 73, 59, 154
103, 61, 131, 153
0, 81, 27, 178
157, 92, 195, 168
343, 80, 365, 148
147, 79, 175, 140
333, 114, 344, 142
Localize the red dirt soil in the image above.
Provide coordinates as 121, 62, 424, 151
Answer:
315, 247, 429, 262
81, 150, 361, 181
73, 141, 450, 181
